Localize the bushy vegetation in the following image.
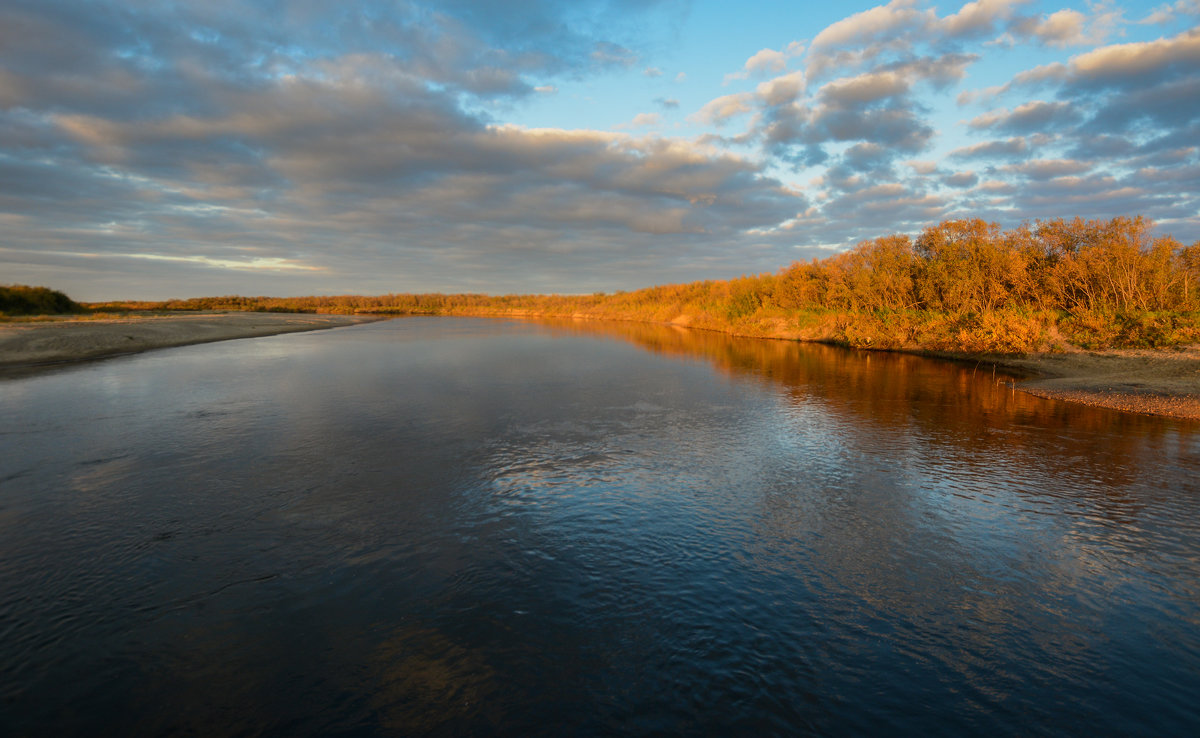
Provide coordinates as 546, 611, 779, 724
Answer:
93, 216, 1200, 354
0, 285, 84, 316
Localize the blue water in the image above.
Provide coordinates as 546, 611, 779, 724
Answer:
2, 316, 1198, 736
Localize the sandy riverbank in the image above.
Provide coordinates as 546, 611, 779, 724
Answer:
0, 312, 383, 375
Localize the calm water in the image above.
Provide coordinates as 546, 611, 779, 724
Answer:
2, 316, 1199, 736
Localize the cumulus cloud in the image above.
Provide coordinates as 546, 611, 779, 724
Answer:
1001, 158, 1094, 179
692, 93, 757, 125
3, 0, 1200, 299
617, 112, 662, 129
1029, 9, 1092, 46
949, 136, 1032, 160
939, 0, 1031, 39
968, 100, 1083, 133
810, 0, 935, 51
1068, 27, 1200, 87
725, 41, 805, 82
0, 0, 823, 298
738, 52, 975, 167
942, 170, 980, 188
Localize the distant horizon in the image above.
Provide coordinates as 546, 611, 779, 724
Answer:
2, 1, 1198, 301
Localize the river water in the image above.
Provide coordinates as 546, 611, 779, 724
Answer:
2, 316, 1198, 736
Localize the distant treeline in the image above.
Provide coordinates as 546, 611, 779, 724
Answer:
91, 216, 1200, 353
1, 285, 83, 316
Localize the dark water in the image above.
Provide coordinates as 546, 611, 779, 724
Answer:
2, 317, 1198, 736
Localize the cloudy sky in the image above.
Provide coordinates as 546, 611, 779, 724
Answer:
2, 0, 1198, 300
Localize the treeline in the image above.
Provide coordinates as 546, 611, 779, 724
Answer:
0, 285, 83, 316
93, 216, 1200, 353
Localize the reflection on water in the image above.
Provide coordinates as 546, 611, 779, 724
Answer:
1, 316, 1198, 736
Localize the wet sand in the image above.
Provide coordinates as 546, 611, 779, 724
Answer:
0, 312, 383, 375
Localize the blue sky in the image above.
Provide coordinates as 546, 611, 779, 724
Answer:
1, 0, 1198, 300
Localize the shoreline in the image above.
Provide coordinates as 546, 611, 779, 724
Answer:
995, 347, 1200, 420
3, 311, 1198, 420
0, 312, 384, 376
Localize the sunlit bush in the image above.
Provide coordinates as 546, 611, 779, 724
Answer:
100, 216, 1200, 353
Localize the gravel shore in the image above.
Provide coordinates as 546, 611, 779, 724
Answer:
1000, 346, 1200, 420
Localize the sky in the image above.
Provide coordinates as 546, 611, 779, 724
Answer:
1, 0, 1198, 300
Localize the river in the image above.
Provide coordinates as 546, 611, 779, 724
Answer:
2, 316, 1198, 735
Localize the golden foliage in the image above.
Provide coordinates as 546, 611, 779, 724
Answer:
84, 216, 1200, 354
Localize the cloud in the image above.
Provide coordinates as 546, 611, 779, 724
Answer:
590, 41, 638, 67
942, 170, 979, 188
810, 0, 934, 51
1068, 27, 1200, 88
1029, 9, 1091, 46
0, 0, 826, 299
3, 0, 1200, 299
1139, 0, 1200, 25
907, 160, 939, 175
968, 100, 1083, 133
949, 136, 1031, 160
755, 70, 807, 106
692, 93, 756, 125
725, 41, 806, 82
745, 53, 974, 162
617, 112, 662, 129
939, 0, 1030, 39
121, 252, 326, 272
1001, 158, 1094, 180
955, 24, 1200, 185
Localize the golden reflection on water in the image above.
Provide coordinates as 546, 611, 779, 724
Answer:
6, 315, 1200, 736
521, 317, 1197, 511
509, 318, 1200, 715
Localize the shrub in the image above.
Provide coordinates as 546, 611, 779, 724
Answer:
0, 285, 84, 315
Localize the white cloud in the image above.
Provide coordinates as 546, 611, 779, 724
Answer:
810, 0, 934, 50
617, 112, 662, 129
1139, 0, 1200, 25
939, 0, 1030, 38
1070, 27, 1200, 81
123, 253, 327, 272
1031, 9, 1091, 46
756, 70, 806, 106
692, 93, 756, 125
725, 41, 806, 82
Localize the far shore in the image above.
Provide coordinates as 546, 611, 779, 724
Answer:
2, 311, 1198, 420
995, 347, 1200, 420
0, 311, 384, 376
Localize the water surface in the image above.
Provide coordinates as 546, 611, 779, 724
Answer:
2, 317, 1198, 735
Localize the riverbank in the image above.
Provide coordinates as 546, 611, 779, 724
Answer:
440, 310, 1200, 420
997, 347, 1200, 420
0, 312, 383, 375
2, 311, 1198, 420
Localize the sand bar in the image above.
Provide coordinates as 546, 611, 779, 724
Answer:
0, 312, 383, 375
